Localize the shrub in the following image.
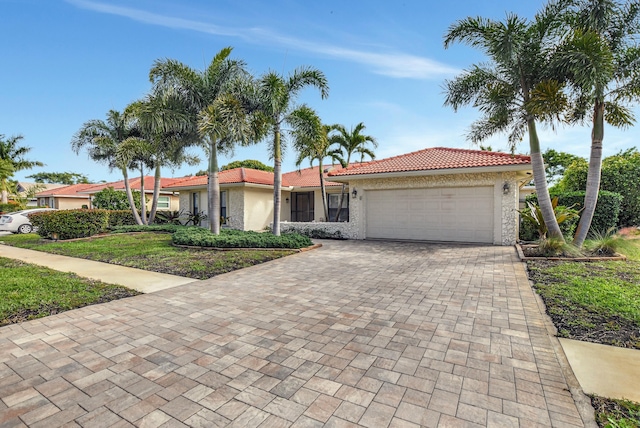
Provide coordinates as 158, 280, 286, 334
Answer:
154, 210, 184, 225
92, 187, 144, 210
30, 209, 109, 240
0, 202, 21, 214
521, 191, 622, 240
107, 210, 138, 228
172, 228, 313, 249
519, 197, 580, 241
585, 227, 622, 256
558, 149, 640, 227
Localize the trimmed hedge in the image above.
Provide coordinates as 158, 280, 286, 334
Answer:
521, 191, 622, 241
30, 209, 110, 240
172, 227, 313, 249
107, 210, 139, 228
0, 202, 21, 214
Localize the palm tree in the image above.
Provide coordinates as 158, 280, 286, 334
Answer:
553, 0, 640, 246
149, 47, 256, 234
255, 67, 329, 235
289, 106, 336, 222
125, 88, 200, 225
71, 110, 143, 224
329, 122, 377, 221
443, 3, 571, 241
0, 134, 44, 204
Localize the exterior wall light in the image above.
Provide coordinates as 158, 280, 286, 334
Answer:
503, 182, 510, 195
351, 188, 358, 199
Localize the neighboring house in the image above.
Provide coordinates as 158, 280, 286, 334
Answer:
35, 177, 181, 211
36, 183, 94, 209
327, 147, 532, 245
163, 166, 351, 230
16, 182, 66, 207
79, 176, 181, 211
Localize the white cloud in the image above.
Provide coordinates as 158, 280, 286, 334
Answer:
66, 0, 458, 80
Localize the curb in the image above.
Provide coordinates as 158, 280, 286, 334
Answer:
172, 243, 323, 252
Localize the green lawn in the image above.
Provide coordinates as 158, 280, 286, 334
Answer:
527, 238, 640, 349
0, 257, 140, 326
0, 232, 296, 279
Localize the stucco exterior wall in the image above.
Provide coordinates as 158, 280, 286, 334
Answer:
242, 187, 274, 231
55, 197, 90, 210
346, 171, 521, 245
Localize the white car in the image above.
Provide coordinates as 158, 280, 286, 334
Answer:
0, 208, 57, 234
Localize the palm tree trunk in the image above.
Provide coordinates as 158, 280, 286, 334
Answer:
140, 164, 147, 225
272, 127, 282, 236
147, 162, 162, 225
334, 184, 346, 222
1, 190, 7, 205
122, 168, 143, 225
207, 139, 221, 234
318, 160, 329, 221
528, 118, 563, 240
573, 102, 604, 247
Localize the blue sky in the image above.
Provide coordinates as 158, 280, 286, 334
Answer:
3, 0, 639, 183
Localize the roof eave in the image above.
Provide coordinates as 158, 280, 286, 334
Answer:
328, 164, 533, 182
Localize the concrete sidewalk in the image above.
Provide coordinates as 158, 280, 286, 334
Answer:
0, 244, 195, 293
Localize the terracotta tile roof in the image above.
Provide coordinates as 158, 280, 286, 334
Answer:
35, 183, 95, 197
283, 165, 343, 188
81, 176, 181, 194
164, 168, 281, 189
328, 147, 531, 177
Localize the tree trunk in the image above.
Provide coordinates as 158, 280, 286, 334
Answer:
147, 162, 161, 225
139, 164, 147, 225
528, 118, 564, 240
573, 101, 604, 247
272, 127, 282, 236
318, 160, 329, 221
334, 184, 346, 222
0, 190, 7, 205
207, 139, 221, 234
122, 168, 143, 225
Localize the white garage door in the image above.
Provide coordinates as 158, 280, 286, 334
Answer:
365, 187, 494, 243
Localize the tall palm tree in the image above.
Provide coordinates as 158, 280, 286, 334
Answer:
125, 88, 200, 225
0, 134, 44, 204
553, 0, 640, 246
443, 3, 571, 241
289, 106, 336, 222
149, 47, 255, 234
329, 122, 377, 221
71, 110, 143, 224
255, 67, 329, 235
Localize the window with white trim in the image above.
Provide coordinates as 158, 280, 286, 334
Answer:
157, 196, 170, 209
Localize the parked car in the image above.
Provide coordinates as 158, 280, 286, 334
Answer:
0, 208, 57, 234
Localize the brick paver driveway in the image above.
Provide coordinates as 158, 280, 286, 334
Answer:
0, 240, 590, 427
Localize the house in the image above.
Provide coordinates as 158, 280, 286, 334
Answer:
326, 147, 532, 245
165, 148, 533, 245
163, 166, 351, 230
79, 177, 181, 211
15, 182, 67, 207
35, 177, 181, 211
36, 183, 95, 209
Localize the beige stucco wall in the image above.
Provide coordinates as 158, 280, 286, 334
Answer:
346, 171, 521, 245
242, 187, 274, 231
55, 197, 90, 210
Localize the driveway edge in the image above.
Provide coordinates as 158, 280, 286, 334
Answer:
524, 259, 599, 428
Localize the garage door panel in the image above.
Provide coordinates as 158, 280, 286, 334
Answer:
366, 187, 494, 244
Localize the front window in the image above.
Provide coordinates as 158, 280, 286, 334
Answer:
192, 192, 199, 215
291, 192, 314, 222
328, 193, 349, 222
157, 196, 170, 209
220, 191, 227, 223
